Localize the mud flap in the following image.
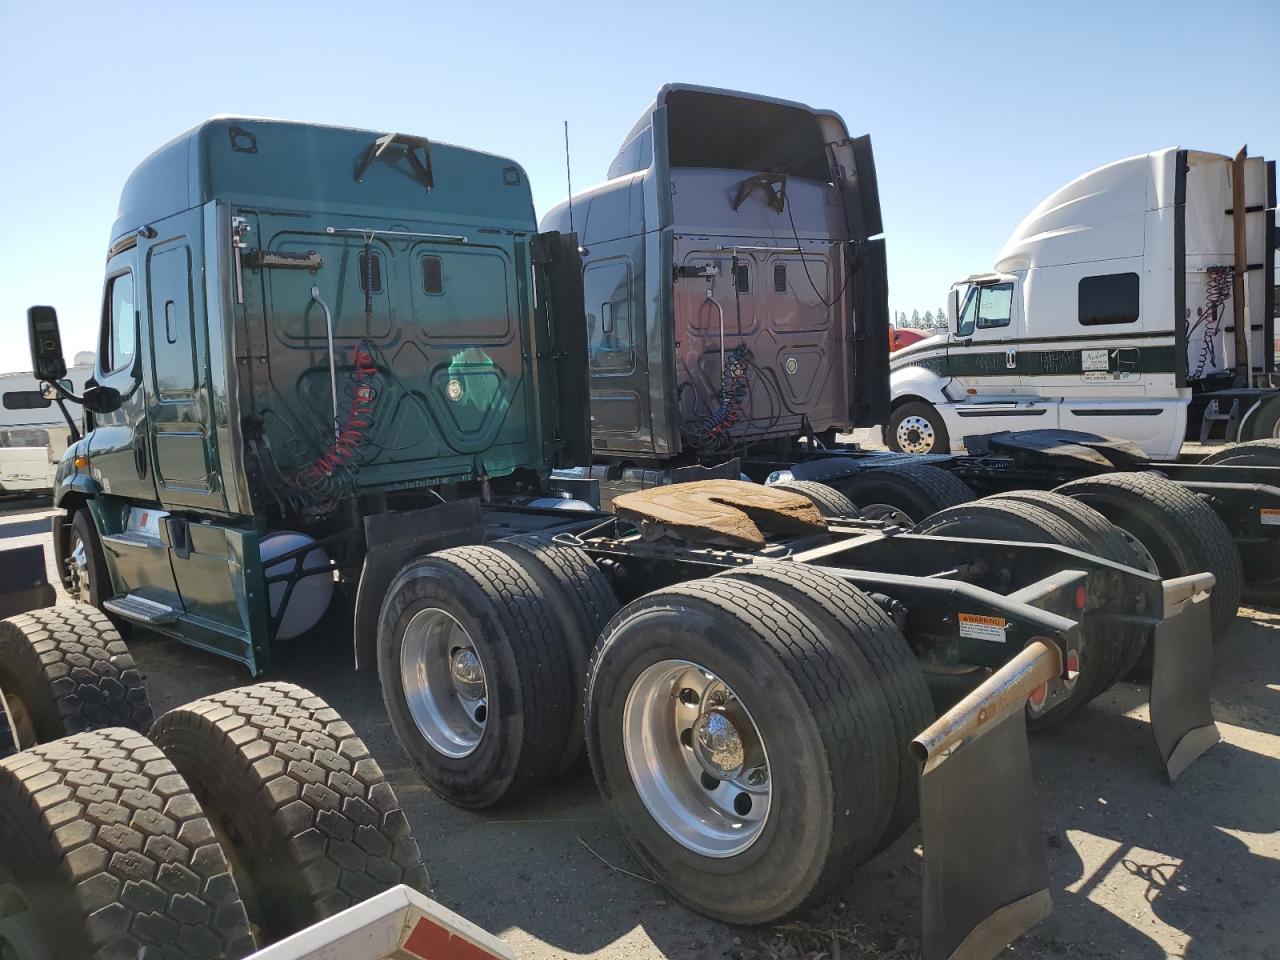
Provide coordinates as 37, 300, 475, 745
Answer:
1150, 573, 1219, 782
0, 545, 55, 619
911, 640, 1061, 960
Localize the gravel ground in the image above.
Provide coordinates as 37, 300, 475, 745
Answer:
3, 498, 1277, 960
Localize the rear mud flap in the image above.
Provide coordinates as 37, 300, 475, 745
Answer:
1150, 573, 1219, 782
910, 573, 1219, 959
912, 640, 1061, 960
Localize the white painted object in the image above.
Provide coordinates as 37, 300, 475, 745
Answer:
245, 884, 516, 960
890, 148, 1276, 459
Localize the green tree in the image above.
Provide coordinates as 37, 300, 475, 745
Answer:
911, 309, 921, 327
923, 310, 934, 324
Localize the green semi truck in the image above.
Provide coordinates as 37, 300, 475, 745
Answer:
20, 112, 1227, 959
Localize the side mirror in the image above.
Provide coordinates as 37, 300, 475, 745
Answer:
82, 385, 122, 415
28, 306, 68, 382
948, 289, 960, 332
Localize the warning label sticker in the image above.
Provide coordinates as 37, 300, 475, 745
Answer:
1262, 508, 1280, 527
959, 613, 1007, 643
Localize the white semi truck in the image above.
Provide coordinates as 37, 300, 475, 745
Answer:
889, 147, 1277, 457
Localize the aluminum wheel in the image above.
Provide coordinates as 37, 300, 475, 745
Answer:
399, 608, 488, 759
895, 415, 937, 454
623, 659, 771, 858
66, 532, 92, 605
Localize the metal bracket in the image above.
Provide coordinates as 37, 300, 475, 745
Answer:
355, 132, 435, 191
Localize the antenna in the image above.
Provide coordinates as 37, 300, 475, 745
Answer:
564, 120, 575, 236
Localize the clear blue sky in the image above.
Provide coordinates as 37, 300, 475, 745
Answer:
1, 0, 1276, 360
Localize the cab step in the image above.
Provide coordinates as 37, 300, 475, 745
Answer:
103, 594, 180, 625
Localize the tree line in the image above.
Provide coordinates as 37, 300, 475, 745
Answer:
894, 309, 949, 329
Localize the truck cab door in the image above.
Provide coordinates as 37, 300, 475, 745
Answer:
88, 249, 162, 504
946, 280, 1053, 434
143, 208, 228, 513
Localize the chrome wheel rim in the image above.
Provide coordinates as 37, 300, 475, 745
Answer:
623, 659, 771, 858
399, 608, 487, 758
896, 415, 936, 454
67, 533, 91, 605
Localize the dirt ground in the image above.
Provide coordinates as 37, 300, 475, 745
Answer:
3, 498, 1277, 960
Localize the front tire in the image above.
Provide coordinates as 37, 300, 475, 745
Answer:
886, 400, 950, 455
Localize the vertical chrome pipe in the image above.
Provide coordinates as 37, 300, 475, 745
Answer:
311, 286, 340, 439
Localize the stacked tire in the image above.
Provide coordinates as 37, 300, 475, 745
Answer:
0, 607, 429, 959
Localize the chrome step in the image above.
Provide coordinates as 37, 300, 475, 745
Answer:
103, 594, 180, 624
102, 531, 163, 549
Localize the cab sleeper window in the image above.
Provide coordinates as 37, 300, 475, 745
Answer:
101, 271, 137, 373
1079, 273, 1139, 325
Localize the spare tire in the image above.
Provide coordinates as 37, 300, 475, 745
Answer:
1057, 473, 1242, 640
0, 728, 256, 960
833, 463, 974, 526
0, 604, 152, 757
768, 480, 861, 519
150, 682, 428, 946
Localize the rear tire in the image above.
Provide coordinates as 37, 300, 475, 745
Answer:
490, 535, 619, 773
377, 546, 574, 808
1199, 438, 1280, 467
914, 499, 1103, 727
834, 463, 974, 526
715, 562, 932, 851
0, 728, 256, 960
585, 577, 894, 924
886, 400, 950, 455
1056, 473, 1243, 641
150, 682, 429, 946
0, 604, 152, 757
980, 491, 1150, 686
768, 480, 861, 519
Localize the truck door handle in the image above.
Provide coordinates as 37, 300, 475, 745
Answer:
132, 434, 148, 480
1006, 349, 1017, 369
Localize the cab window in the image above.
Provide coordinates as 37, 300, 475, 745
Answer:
101, 272, 137, 373
956, 287, 978, 337
976, 283, 1013, 330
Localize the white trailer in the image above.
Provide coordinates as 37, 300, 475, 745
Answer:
889, 148, 1277, 458
0, 362, 92, 494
